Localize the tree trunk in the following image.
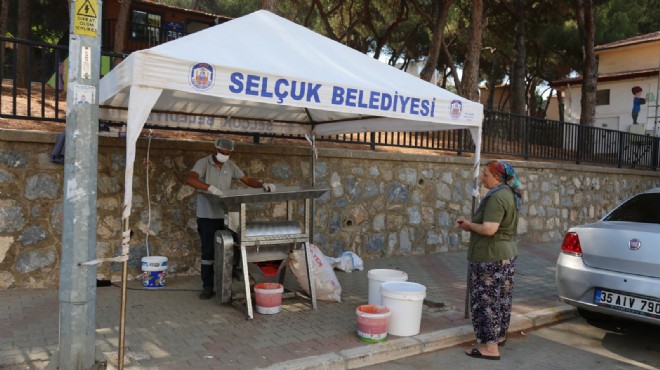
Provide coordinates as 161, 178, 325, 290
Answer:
541, 87, 554, 119
260, 0, 278, 13
486, 57, 498, 110
16, 0, 30, 88
527, 77, 539, 115
0, 0, 10, 75
557, 91, 565, 122
510, 0, 527, 116
114, 0, 132, 56
576, 0, 597, 127
411, 0, 455, 82
459, 0, 484, 101
441, 39, 461, 92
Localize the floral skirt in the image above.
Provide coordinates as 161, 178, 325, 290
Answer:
468, 256, 517, 344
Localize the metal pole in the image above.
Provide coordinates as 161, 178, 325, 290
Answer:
465, 152, 481, 320
118, 220, 129, 370
57, 1, 102, 369
310, 135, 316, 239
464, 191, 476, 320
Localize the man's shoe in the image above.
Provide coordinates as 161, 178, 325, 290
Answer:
199, 289, 214, 300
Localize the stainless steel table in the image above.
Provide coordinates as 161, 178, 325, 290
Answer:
212, 186, 328, 319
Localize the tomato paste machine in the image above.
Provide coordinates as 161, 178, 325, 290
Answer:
212, 186, 328, 319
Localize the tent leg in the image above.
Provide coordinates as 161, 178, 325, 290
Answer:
118, 220, 129, 370
310, 136, 316, 242
465, 152, 481, 320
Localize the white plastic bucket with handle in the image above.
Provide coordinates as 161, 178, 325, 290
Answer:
380, 281, 426, 336
367, 269, 408, 305
141, 256, 167, 288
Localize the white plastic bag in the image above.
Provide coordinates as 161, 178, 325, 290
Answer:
329, 251, 364, 272
288, 243, 342, 302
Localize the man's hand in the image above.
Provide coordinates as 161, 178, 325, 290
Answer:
263, 183, 276, 192
207, 185, 224, 196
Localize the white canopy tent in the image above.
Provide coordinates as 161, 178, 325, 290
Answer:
99, 9, 483, 245
99, 11, 483, 364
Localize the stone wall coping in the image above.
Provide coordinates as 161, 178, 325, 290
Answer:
3, 128, 658, 178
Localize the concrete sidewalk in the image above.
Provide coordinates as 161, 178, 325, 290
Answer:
0, 242, 575, 369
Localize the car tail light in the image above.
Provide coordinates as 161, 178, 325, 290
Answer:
561, 232, 582, 256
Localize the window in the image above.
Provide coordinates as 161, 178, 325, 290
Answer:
186, 20, 212, 34
131, 10, 162, 44
603, 193, 660, 224
596, 89, 610, 106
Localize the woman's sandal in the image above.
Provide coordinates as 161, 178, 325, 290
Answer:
498, 339, 507, 346
466, 348, 500, 360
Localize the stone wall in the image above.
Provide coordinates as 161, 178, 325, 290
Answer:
1, 129, 659, 289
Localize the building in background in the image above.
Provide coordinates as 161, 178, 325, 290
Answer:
102, 0, 231, 54
551, 32, 660, 136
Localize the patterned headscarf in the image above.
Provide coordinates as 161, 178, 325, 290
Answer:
485, 160, 522, 209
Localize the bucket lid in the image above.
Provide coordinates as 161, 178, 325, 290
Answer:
380, 281, 426, 299
367, 269, 408, 280
141, 256, 168, 263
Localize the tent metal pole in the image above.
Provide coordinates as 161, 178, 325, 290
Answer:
465, 192, 477, 319
465, 149, 481, 320
118, 219, 129, 370
310, 135, 316, 241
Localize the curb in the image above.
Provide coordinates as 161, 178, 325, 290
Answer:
258, 305, 577, 370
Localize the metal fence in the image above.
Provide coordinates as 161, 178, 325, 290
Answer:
0, 36, 124, 123
1, 36, 658, 170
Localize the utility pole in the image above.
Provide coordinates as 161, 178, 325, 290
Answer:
56, 1, 102, 368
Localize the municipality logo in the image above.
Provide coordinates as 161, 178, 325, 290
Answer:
449, 99, 463, 119
189, 63, 214, 90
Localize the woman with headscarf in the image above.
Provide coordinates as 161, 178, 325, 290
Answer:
457, 160, 522, 361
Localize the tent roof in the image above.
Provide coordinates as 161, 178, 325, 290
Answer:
99, 10, 482, 136
98, 10, 483, 222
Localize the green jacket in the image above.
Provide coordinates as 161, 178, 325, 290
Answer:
467, 187, 519, 262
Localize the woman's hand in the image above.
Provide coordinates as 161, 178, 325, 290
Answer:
457, 219, 471, 231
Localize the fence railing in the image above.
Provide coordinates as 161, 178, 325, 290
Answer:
0, 36, 124, 124
1, 36, 658, 170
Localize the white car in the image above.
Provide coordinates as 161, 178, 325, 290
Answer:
556, 187, 660, 325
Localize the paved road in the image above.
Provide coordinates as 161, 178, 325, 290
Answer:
365, 316, 660, 369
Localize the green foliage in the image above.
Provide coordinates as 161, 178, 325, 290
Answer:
594, 0, 648, 43
12, 0, 659, 94
3, 0, 68, 43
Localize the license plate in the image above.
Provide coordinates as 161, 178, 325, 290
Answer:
594, 289, 660, 319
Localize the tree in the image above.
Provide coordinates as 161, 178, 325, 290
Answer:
363, 0, 409, 61
260, 0, 277, 12
498, 0, 527, 116
459, 0, 484, 101
16, 0, 30, 87
0, 0, 10, 71
113, 0, 132, 55
409, 0, 456, 83
575, 0, 597, 126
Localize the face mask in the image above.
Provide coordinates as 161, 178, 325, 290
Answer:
215, 153, 229, 163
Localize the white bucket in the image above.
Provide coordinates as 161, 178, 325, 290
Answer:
141, 256, 168, 288
380, 281, 426, 336
367, 269, 408, 305
254, 283, 284, 314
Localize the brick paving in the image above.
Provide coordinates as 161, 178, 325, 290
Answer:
0, 242, 568, 369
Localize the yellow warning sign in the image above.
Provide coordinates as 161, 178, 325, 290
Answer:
74, 0, 98, 36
